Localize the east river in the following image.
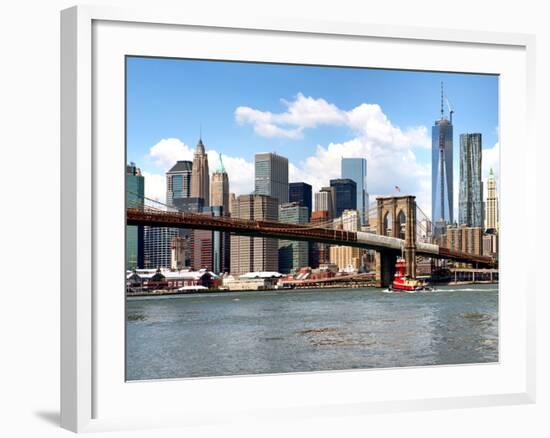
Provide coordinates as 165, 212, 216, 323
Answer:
126, 284, 498, 380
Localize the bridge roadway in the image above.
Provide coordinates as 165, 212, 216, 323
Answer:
126, 208, 494, 266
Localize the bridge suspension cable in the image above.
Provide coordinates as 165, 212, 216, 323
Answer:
126, 190, 343, 231
125, 190, 494, 266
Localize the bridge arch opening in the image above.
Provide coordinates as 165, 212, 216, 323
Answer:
397, 210, 406, 240
383, 211, 392, 236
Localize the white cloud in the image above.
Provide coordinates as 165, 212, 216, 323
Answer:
148, 138, 194, 169
294, 137, 430, 213
347, 104, 430, 149
279, 94, 347, 127
482, 142, 499, 182
141, 95, 439, 215
235, 93, 430, 150
142, 171, 165, 204
235, 93, 347, 139
235, 93, 432, 212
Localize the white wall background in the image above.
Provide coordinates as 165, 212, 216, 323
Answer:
0, 1, 547, 437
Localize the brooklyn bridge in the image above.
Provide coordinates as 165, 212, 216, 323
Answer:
127, 193, 495, 287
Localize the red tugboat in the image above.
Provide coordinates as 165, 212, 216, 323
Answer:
389, 258, 432, 292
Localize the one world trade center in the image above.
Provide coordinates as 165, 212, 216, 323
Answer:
432, 83, 454, 237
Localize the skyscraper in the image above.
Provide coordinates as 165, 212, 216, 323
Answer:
315, 186, 336, 219
193, 205, 230, 274
166, 160, 192, 206
459, 133, 483, 227
161, 160, 195, 270
190, 138, 210, 205
341, 158, 369, 226
278, 202, 309, 273
209, 154, 231, 273
210, 153, 230, 214
486, 168, 499, 231
254, 152, 289, 204
126, 163, 144, 269
205, 206, 230, 274
144, 227, 180, 269
432, 84, 454, 235
288, 182, 312, 220
330, 178, 357, 218
189, 228, 213, 271
230, 194, 279, 274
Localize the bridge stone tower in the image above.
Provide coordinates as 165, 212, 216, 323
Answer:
376, 195, 417, 286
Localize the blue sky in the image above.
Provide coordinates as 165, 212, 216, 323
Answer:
126, 56, 499, 217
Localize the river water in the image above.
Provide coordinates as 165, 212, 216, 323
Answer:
126, 284, 498, 380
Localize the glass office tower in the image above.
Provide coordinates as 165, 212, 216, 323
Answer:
314, 186, 336, 219
166, 160, 193, 206
146, 159, 193, 270
330, 178, 357, 219
288, 182, 312, 220
341, 158, 369, 226
278, 202, 309, 273
459, 133, 483, 228
254, 152, 289, 204
432, 113, 454, 236
144, 227, 180, 269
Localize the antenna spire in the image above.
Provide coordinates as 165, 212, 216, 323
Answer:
440, 81, 444, 119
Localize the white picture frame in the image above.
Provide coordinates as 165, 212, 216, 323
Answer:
60, 4, 537, 433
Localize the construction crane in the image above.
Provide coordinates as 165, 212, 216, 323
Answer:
445, 96, 454, 124
440, 81, 455, 123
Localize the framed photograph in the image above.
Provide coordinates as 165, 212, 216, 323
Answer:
61, 5, 536, 433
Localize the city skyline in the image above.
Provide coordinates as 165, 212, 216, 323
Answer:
127, 126, 499, 273
127, 57, 499, 219
124, 58, 500, 382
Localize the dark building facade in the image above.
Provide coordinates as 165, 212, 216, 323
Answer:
204, 206, 230, 274
166, 160, 192, 206
172, 197, 205, 212
330, 178, 357, 218
288, 182, 312, 220
184, 203, 230, 274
